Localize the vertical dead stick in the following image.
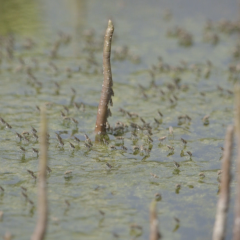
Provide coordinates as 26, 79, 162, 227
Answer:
150, 200, 161, 240
31, 107, 48, 240
212, 125, 234, 240
234, 86, 240, 240
4, 232, 12, 240
95, 20, 114, 135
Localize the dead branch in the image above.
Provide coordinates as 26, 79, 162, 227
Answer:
95, 20, 114, 135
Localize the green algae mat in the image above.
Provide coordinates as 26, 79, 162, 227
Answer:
0, 0, 239, 239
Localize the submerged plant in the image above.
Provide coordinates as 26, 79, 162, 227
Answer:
95, 20, 114, 136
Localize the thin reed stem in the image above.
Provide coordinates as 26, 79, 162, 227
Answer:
234, 86, 240, 240
150, 200, 161, 240
212, 125, 233, 240
31, 107, 48, 240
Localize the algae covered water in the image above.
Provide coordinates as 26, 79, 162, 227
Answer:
0, 0, 239, 239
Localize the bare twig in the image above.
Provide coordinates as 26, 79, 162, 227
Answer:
234, 86, 240, 240
31, 107, 48, 240
212, 125, 234, 240
150, 200, 161, 240
95, 20, 114, 135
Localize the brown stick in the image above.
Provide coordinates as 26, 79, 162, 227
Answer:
212, 125, 233, 240
4, 232, 12, 240
95, 20, 114, 135
150, 200, 161, 240
31, 107, 48, 240
234, 86, 240, 240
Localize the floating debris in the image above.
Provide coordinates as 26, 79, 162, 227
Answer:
175, 184, 181, 190
27, 170, 37, 180
5, 122, 12, 129
158, 110, 163, 117
31, 126, 37, 134
69, 142, 75, 150
74, 136, 80, 143
21, 186, 27, 192
65, 200, 70, 207
150, 173, 159, 178
99, 210, 105, 216
187, 151, 192, 157
106, 163, 112, 169
159, 136, 167, 141
202, 115, 210, 125
65, 170, 72, 175
169, 126, 174, 135
181, 138, 187, 145
174, 217, 180, 223
121, 145, 128, 151
32, 148, 39, 156
155, 193, 162, 201
199, 172, 205, 178
130, 223, 143, 230
173, 161, 180, 168
167, 145, 174, 151
19, 146, 26, 153
16, 132, 23, 141
0, 211, 3, 221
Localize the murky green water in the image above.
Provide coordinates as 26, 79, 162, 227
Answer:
0, 0, 239, 239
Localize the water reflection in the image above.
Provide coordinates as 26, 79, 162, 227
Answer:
0, 0, 39, 35
0, 0, 87, 55
69, 0, 87, 56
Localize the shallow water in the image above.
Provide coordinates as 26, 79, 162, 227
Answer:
0, 0, 239, 239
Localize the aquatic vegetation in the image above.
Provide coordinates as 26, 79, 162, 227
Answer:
0, 1, 240, 240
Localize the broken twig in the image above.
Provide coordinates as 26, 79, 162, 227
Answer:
95, 20, 114, 135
